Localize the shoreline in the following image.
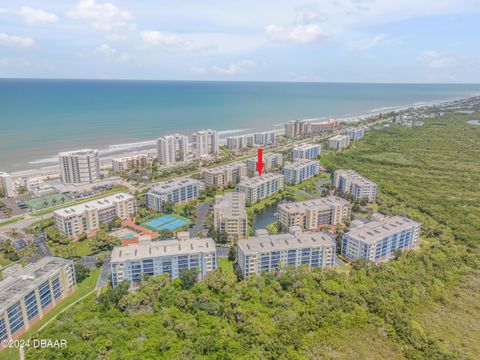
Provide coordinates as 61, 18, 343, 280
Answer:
6, 94, 478, 179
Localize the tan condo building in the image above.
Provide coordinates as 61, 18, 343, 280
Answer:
111, 154, 150, 173
213, 192, 248, 241
202, 162, 247, 190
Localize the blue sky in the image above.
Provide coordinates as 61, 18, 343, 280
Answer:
0, 0, 479, 82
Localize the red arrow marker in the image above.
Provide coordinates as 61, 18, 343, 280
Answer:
256, 147, 264, 176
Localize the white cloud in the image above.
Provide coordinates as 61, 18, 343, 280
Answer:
0, 57, 30, 67
68, 0, 134, 32
348, 34, 391, 51
213, 60, 256, 75
265, 24, 328, 43
419, 50, 455, 69
0, 33, 34, 48
189, 66, 207, 74
19, 6, 59, 25
95, 44, 133, 62
141, 31, 205, 51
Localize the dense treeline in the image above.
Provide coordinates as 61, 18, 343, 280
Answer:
25, 115, 480, 359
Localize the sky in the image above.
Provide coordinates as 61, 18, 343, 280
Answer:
0, 0, 479, 83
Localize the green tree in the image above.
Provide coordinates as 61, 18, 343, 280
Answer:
179, 268, 198, 290
74, 264, 90, 283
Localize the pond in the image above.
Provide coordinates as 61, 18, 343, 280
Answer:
252, 203, 279, 230
467, 119, 480, 126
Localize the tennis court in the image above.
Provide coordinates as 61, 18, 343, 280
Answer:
141, 214, 191, 232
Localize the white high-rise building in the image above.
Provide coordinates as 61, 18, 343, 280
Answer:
157, 134, 188, 165
191, 130, 219, 156
254, 131, 276, 146
58, 149, 100, 185
0, 172, 14, 198
226, 135, 254, 151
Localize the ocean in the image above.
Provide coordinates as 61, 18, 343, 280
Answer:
1, 79, 480, 173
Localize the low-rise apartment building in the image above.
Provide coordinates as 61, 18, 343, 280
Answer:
292, 143, 321, 159
345, 128, 365, 141
236, 173, 284, 205
145, 177, 204, 212
110, 235, 217, 286
111, 154, 150, 173
328, 134, 350, 150
213, 193, 247, 241
0, 257, 76, 343
277, 196, 351, 231
202, 162, 247, 190
341, 215, 421, 262
333, 169, 377, 203
237, 227, 336, 277
246, 153, 283, 175
53, 193, 136, 239
0, 172, 14, 198
282, 159, 319, 185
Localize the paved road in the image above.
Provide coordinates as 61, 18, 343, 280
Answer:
96, 253, 111, 290
76, 255, 98, 270
216, 245, 229, 258
189, 201, 211, 237
0, 213, 53, 236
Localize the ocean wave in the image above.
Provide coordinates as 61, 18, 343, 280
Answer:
218, 128, 252, 136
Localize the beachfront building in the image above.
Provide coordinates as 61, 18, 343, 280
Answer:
145, 177, 204, 212
277, 196, 351, 231
282, 159, 319, 185
292, 143, 321, 159
157, 134, 188, 165
191, 130, 219, 156
0, 257, 76, 342
333, 169, 377, 203
111, 154, 150, 173
226, 135, 254, 151
58, 149, 100, 185
0, 172, 14, 198
304, 120, 339, 135
341, 215, 421, 262
254, 131, 276, 146
53, 193, 136, 239
213, 193, 248, 241
236, 173, 284, 205
246, 152, 283, 175
202, 162, 247, 190
328, 135, 350, 150
110, 235, 217, 287
285, 120, 306, 139
237, 227, 336, 277
345, 128, 365, 141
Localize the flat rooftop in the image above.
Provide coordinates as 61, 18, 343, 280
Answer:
214, 192, 247, 218
0, 257, 72, 313
111, 237, 216, 263
346, 215, 420, 244
237, 230, 335, 255
283, 158, 318, 170
203, 162, 245, 174
54, 192, 134, 217
329, 134, 350, 140
237, 173, 283, 187
293, 143, 321, 151
278, 196, 349, 212
335, 169, 376, 187
149, 177, 202, 193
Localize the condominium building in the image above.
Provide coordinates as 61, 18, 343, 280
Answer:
202, 162, 247, 190
345, 128, 365, 141
282, 159, 319, 185
0, 172, 14, 198
328, 135, 350, 150
341, 215, 421, 262
285, 120, 306, 138
277, 196, 351, 231
191, 130, 219, 156
213, 193, 248, 241
246, 152, 283, 175
237, 227, 336, 277
253, 131, 276, 146
110, 235, 217, 287
292, 143, 321, 159
53, 193, 137, 239
111, 154, 150, 173
0, 257, 76, 342
226, 135, 254, 151
157, 134, 188, 165
304, 120, 339, 135
59, 149, 100, 184
145, 177, 204, 212
236, 173, 284, 205
333, 169, 377, 203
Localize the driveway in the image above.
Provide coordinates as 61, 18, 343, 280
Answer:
189, 201, 211, 237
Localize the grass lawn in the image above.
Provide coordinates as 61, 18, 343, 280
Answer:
217, 258, 235, 280
49, 238, 98, 258
0, 268, 100, 360
25, 192, 72, 211
0, 253, 13, 268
